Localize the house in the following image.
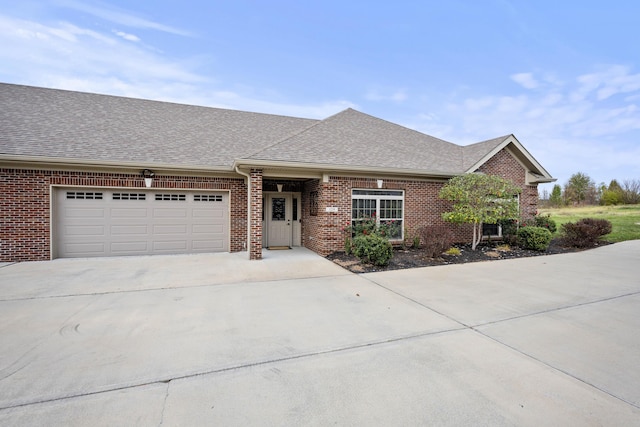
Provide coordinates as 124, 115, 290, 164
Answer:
0, 83, 555, 262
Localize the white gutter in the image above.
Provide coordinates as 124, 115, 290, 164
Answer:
234, 166, 252, 259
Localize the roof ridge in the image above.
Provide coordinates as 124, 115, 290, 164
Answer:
243, 107, 354, 159
344, 108, 458, 147
0, 82, 316, 121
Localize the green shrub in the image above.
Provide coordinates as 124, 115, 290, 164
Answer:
516, 226, 552, 251
352, 234, 393, 266
498, 219, 519, 245
534, 214, 557, 233
561, 218, 612, 248
444, 247, 461, 256
344, 236, 352, 255
418, 225, 455, 258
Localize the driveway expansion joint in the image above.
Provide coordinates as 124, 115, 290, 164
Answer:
0, 327, 466, 412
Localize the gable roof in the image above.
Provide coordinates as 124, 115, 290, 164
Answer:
0, 83, 317, 170
243, 108, 463, 175
0, 83, 554, 182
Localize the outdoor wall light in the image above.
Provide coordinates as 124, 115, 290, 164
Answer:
142, 169, 155, 188
377, 179, 384, 189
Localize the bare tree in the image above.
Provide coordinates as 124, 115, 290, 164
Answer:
622, 179, 640, 204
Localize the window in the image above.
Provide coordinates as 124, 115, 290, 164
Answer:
155, 194, 186, 201
352, 189, 404, 240
113, 193, 146, 200
309, 191, 318, 216
482, 194, 520, 237
194, 194, 222, 202
66, 191, 103, 200
292, 197, 298, 221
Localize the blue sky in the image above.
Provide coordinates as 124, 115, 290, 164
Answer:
1, 0, 639, 194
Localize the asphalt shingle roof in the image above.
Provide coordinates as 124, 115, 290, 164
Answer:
462, 135, 510, 170
0, 83, 541, 178
246, 108, 464, 174
0, 83, 317, 169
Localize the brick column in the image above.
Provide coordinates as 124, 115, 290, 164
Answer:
249, 168, 263, 260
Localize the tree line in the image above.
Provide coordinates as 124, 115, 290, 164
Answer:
540, 172, 640, 207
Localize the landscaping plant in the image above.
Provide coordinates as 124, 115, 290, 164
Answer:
533, 213, 557, 233
352, 234, 393, 266
561, 218, 612, 248
418, 225, 455, 258
516, 226, 552, 251
439, 173, 521, 250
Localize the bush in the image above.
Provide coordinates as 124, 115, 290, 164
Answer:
534, 214, 557, 234
418, 225, 455, 258
517, 226, 552, 251
444, 247, 461, 256
352, 234, 393, 266
561, 218, 612, 248
498, 219, 519, 245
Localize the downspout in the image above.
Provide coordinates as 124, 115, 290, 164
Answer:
235, 165, 252, 259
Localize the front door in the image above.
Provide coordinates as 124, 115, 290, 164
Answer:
267, 194, 292, 247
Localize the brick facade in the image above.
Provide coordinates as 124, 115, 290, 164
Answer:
475, 147, 538, 218
0, 168, 247, 262
249, 169, 263, 260
1, 148, 539, 261
300, 148, 538, 256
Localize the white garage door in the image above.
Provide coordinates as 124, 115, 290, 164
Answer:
55, 188, 229, 258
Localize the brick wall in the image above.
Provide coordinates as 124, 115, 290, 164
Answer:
249, 169, 263, 260
0, 168, 247, 262
2, 148, 540, 261
475, 147, 538, 218
300, 148, 538, 256
301, 176, 472, 255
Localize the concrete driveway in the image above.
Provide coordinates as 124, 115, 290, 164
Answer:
1, 242, 639, 426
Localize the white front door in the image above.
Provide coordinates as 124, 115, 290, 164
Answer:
267, 194, 292, 247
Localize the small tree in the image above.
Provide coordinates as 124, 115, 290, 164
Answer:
549, 184, 563, 207
601, 179, 624, 205
564, 172, 596, 205
439, 173, 521, 250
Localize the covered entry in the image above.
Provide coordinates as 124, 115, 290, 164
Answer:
263, 192, 301, 248
54, 188, 229, 258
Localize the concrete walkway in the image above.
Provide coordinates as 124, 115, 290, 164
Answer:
0, 243, 639, 425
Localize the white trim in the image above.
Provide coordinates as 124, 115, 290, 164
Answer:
50, 185, 231, 259
464, 135, 555, 183
351, 188, 405, 241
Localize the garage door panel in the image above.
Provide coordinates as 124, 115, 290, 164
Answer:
111, 242, 149, 253
153, 241, 188, 251
64, 242, 106, 256
111, 225, 148, 235
153, 208, 188, 218
56, 189, 228, 258
192, 224, 223, 233
193, 208, 223, 218
65, 208, 105, 218
65, 225, 106, 236
111, 208, 149, 218
153, 224, 188, 234
192, 240, 224, 250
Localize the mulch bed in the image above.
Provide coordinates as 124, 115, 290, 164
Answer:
326, 239, 610, 273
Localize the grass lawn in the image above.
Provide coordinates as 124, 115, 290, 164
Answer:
538, 205, 640, 243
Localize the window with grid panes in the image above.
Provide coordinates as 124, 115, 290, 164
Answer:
351, 189, 404, 239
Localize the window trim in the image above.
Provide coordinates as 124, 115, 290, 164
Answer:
351, 188, 404, 240
482, 193, 520, 238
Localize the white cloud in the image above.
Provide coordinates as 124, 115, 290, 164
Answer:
55, 0, 191, 36
511, 72, 539, 89
113, 30, 140, 42
0, 13, 352, 120
414, 65, 640, 186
